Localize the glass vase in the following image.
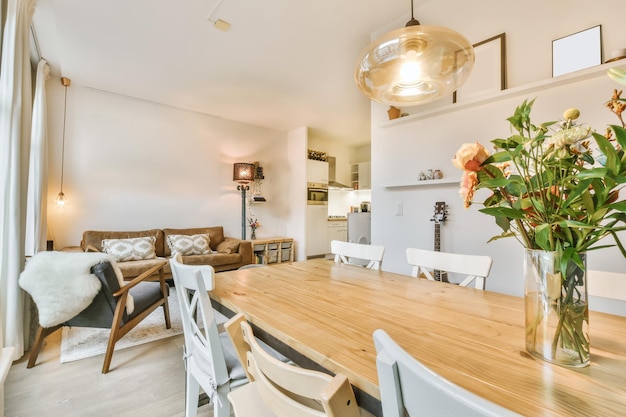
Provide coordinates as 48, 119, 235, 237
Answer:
250, 229, 256, 240
524, 249, 590, 367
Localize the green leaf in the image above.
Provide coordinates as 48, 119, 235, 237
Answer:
480, 207, 525, 219
592, 132, 620, 175
534, 223, 553, 250
495, 216, 511, 232
608, 201, 626, 212
479, 178, 511, 188
610, 124, 626, 152
581, 190, 595, 215
483, 151, 513, 164
486, 231, 516, 243
577, 167, 609, 179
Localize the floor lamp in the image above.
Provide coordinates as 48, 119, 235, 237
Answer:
233, 163, 255, 240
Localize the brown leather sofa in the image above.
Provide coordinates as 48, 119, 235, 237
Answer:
80, 226, 253, 279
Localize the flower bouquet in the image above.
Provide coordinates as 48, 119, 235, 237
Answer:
248, 217, 261, 239
452, 70, 626, 366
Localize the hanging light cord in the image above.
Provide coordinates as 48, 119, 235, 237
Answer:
60, 83, 67, 193
406, 0, 420, 27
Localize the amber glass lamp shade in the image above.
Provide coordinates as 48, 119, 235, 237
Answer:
233, 163, 255, 184
355, 25, 475, 106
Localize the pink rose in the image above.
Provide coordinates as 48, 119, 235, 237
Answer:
452, 142, 489, 172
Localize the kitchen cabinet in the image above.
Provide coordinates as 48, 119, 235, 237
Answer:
306, 205, 329, 257
327, 220, 347, 253
350, 162, 371, 190
307, 159, 329, 184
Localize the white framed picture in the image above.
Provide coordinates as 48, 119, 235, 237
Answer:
552, 25, 602, 77
453, 33, 507, 104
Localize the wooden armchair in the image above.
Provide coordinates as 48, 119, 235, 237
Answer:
27, 260, 170, 373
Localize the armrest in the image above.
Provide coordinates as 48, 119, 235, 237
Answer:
237, 240, 253, 264
84, 244, 101, 252
113, 260, 167, 297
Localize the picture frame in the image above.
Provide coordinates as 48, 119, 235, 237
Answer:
453, 33, 507, 104
552, 25, 602, 77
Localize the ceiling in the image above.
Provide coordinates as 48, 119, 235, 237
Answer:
31, 0, 430, 146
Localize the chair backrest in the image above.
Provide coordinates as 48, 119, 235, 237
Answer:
67, 261, 126, 328
373, 329, 521, 417
169, 255, 230, 386
236, 315, 360, 417
406, 248, 492, 290
330, 240, 385, 270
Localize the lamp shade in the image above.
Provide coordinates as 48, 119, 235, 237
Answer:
355, 25, 474, 106
233, 163, 255, 183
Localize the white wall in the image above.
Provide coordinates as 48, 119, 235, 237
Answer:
287, 127, 308, 261
46, 82, 299, 250
371, 0, 626, 311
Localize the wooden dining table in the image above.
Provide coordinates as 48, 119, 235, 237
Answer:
210, 258, 626, 417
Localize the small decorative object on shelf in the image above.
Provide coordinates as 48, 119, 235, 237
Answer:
452, 73, 626, 367
307, 149, 327, 161
418, 169, 443, 180
387, 106, 401, 120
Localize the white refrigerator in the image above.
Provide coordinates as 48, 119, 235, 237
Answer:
347, 212, 371, 245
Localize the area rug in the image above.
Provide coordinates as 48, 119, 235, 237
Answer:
60, 287, 228, 363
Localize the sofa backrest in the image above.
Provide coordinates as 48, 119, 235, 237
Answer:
81, 229, 165, 257
162, 226, 225, 257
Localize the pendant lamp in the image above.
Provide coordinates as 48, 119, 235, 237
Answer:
354, 0, 474, 106
56, 77, 71, 208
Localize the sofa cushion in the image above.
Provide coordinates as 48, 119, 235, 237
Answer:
162, 226, 225, 256
166, 233, 213, 256
82, 229, 165, 257
181, 253, 242, 267
216, 237, 241, 254
102, 236, 157, 262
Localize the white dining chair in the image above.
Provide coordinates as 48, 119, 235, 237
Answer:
169, 255, 248, 417
373, 329, 521, 417
406, 248, 493, 290
226, 313, 361, 417
331, 240, 385, 270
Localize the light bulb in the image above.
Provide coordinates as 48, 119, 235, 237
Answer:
56, 191, 67, 208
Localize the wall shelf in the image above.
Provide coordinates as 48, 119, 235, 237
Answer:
383, 177, 460, 189
380, 59, 626, 128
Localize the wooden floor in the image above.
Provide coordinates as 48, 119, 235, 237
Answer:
4, 330, 219, 417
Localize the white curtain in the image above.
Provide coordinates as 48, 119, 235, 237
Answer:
24, 59, 49, 256
0, 0, 34, 358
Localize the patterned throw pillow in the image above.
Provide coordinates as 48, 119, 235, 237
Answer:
167, 233, 212, 256
101, 236, 157, 262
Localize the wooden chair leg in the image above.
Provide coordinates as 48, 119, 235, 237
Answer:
102, 293, 127, 374
27, 325, 61, 368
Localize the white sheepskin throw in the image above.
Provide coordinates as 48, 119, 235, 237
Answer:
19, 251, 116, 328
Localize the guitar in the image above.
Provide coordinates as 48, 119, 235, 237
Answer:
431, 202, 448, 282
